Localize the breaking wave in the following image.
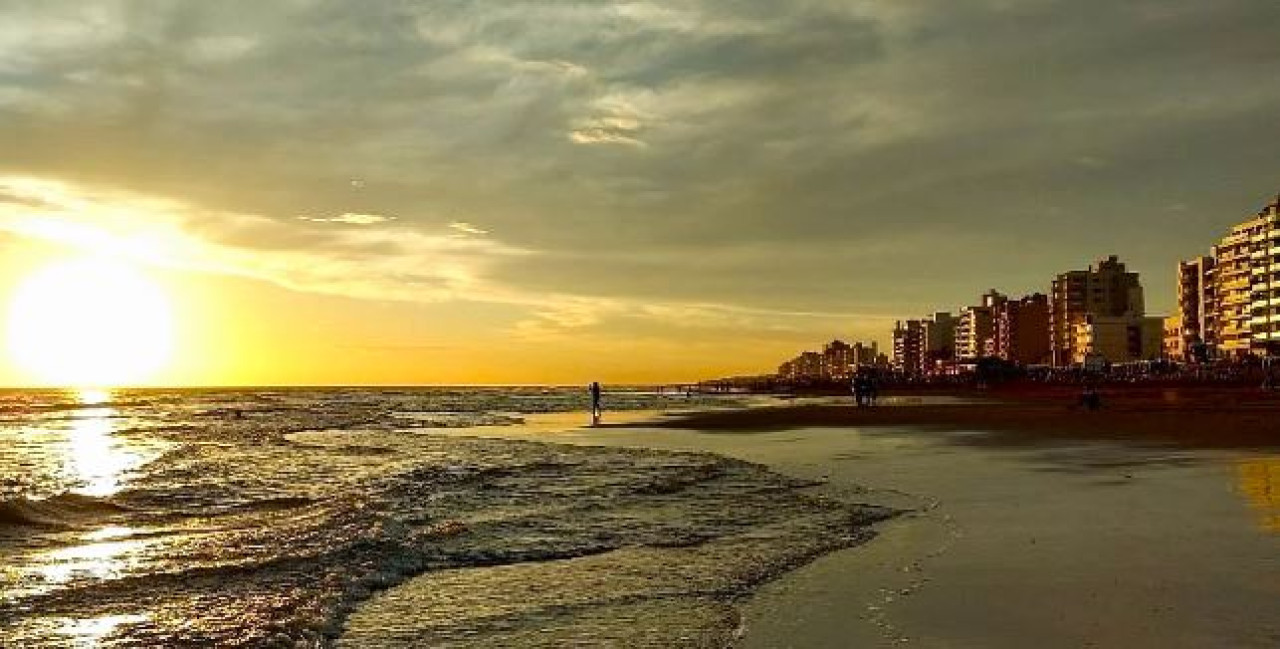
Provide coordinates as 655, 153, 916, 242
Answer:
0, 493, 129, 530
0, 387, 890, 648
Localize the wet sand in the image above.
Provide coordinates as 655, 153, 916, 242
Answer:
629, 388, 1280, 449
442, 399, 1280, 647
726, 431, 1280, 648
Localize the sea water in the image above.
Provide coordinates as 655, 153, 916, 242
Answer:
0, 387, 889, 647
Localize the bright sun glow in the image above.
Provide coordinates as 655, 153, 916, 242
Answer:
6, 258, 174, 387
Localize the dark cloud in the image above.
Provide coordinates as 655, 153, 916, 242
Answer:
1, 0, 1278, 323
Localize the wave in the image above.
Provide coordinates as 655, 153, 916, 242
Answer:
0, 493, 130, 530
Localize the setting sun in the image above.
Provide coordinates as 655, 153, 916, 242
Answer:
6, 258, 174, 387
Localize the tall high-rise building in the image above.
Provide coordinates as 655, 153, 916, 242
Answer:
994, 293, 1051, 365
1050, 256, 1145, 366
1182, 192, 1280, 359
1176, 256, 1215, 360
1210, 216, 1262, 358
1244, 195, 1280, 355
955, 290, 1005, 361
893, 320, 924, 374
921, 312, 957, 374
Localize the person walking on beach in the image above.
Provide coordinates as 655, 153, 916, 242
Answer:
589, 381, 603, 424
1079, 385, 1102, 411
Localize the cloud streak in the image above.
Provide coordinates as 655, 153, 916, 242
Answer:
298, 213, 397, 225
0, 177, 524, 304
448, 221, 490, 236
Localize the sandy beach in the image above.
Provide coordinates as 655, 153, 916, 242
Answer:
439, 392, 1280, 647
634, 387, 1280, 449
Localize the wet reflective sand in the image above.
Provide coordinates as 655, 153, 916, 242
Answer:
465, 415, 1280, 648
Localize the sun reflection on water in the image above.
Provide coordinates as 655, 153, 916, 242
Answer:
57, 614, 149, 648
64, 388, 142, 498
1236, 457, 1280, 532
38, 536, 150, 586
77, 388, 111, 406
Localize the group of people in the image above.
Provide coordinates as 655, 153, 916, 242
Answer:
852, 373, 879, 407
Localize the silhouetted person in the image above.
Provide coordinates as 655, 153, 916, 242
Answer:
1079, 385, 1102, 411
589, 381, 602, 424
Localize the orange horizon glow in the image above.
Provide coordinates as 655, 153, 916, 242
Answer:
0, 180, 877, 388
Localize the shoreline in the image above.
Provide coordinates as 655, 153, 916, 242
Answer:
369, 396, 1280, 646
566, 398, 1280, 647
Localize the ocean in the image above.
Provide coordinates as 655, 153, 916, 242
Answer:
0, 387, 888, 647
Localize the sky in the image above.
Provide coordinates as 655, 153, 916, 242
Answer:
1, 0, 1278, 385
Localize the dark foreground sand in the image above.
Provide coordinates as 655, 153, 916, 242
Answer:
629, 388, 1280, 449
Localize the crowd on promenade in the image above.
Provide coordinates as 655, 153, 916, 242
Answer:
707, 357, 1280, 395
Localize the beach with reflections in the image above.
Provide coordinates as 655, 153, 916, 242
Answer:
7, 387, 845, 647
7, 387, 1280, 647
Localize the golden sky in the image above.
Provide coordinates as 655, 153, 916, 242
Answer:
1, 2, 1278, 386
0, 178, 830, 385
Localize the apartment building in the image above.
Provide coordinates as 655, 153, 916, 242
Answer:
1050, 256, 1145, 366
956, 290, 1005, 361
1071, 314, 1164, 365
1163, 315, 1185, 361
893, 319, 924, 373
1180, 193, 1280, 359
1175, 256, 1215, 359
994, 293, 1051, 365
1211, 217, 1261, 357
1243, 196, 1280, 356
921, 312, 957, 374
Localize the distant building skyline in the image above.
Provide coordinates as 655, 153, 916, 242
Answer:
773, 195, 1280, 379
885, 255, 1156, 372
768, 190, 1280, 378
778, 339, 886, 382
